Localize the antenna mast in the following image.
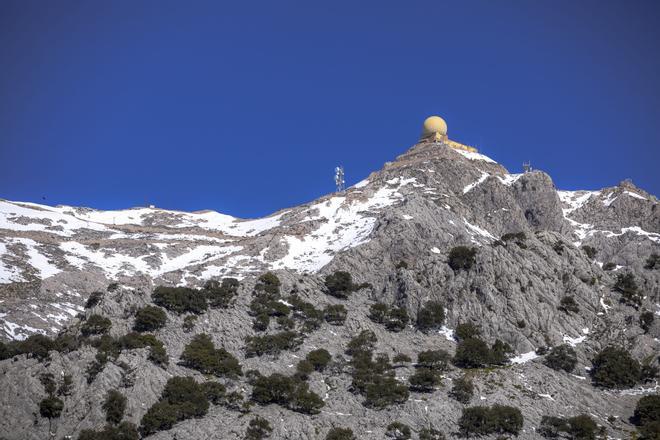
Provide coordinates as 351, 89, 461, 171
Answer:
334, 165, 345, 192
522, 161, 532, 173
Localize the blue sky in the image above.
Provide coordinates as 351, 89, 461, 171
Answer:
1, 0, 659, 218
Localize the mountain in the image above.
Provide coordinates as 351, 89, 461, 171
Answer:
0, 136, 658, 439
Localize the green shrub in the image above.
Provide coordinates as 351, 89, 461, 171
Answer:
250, 373, 324, 414
204, 278, 240, 308
448, 246, 477, 271
489, 339, 513, 365
139, 401, 178, 435
245, 331, 303, 357
13, 334, 57, 361
416, 301, 445, 332
368, 303, 389, 324
364, 375, 409, 409
152, 286, 207, 314
602, 262, 616, 271
276, 316, 295, 330
324, 304, 347, 325
582, 245, 597, 259
180, 334, 242, 378
566, 414, 599, 440
385, 421, 411, 439
395, 260, 409, 269
345, 330, 377, 356
641, 364, 659, 383
558, 296, 579, 313
450, 375, 474, 404
202, 381, 227, 405
183, 314, 197, 333
118, 332, 168, 367
39, 396, 64, 419
368, 303, 409, 332
0, 341, 8, 360
614, 273, 642, 307
140, 377, 209, 435
245, 415, 272, 440
538, 415, 569, 438
306, 349, 332, 371
58, 374, 73, 396
133, 306, 167, 332
347, 339, 409, 408
253, 313, 270, 331
453, 338, 491, 368
78, 422, 140, 440
385, 307, 409, 332
640, 311, 654, 333
633, 395, 660, 427
639, 421, 660, 440
102, 390, 127, 425
40, 372, 57, 395
325, 427, 356, 440
644, 253, 660, 270
285, 295, 324, 333
84, 291, 104, 309
288, 382, 325, 414
502, 232, 526, 242
251, 373, 295, 406
409, 368, 440, 392
295, 359, 314, 379
417, 350, 451, 371
249, 293, 288, 317
544, 344, 577, 373
54, 333, 80, 353
458, 405, 523, 436
393, 353, 411, 364
255, 272, 281, 295
324, 271, 357, 299
455, 323, 481, 341
539, 414, 599, 440
591, 346, 641, 389
81, 314, 112, 336
419, 427, 446, 440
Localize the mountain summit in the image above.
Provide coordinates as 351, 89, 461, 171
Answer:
0, 118, 658, 439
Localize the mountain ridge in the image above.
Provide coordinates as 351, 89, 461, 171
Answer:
0, 138, 658, 439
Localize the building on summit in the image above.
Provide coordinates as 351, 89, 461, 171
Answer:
420, 115, 478, 153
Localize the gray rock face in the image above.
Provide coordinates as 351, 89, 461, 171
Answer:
0, 140, 658, 439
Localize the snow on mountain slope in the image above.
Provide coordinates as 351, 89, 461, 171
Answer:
1, 140, 658, 340
0, 200, 110, 236
17, 201, 287, 237
557, 185, 659, 246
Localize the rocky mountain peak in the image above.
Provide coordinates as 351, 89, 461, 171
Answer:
0, 129, 658, 440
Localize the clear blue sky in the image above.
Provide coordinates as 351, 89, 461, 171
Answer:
1, 0, 659, 218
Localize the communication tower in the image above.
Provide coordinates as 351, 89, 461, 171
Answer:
334, 166, 345, 192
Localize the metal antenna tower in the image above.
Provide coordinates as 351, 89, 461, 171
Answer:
334, 165, 345, 192
522, 161, 532, 173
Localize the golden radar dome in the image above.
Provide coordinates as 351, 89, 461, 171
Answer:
422, 115, 448, 137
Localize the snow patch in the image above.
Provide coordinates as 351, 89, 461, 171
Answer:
563, 334, 587, 346
623, 191, 647, 201
454, 149, 497, 163
463, 172, 490, 194
496, 174, 523, 186
438, 326, 455, 341
510, 351, 539, 364
463, 218, 496, 242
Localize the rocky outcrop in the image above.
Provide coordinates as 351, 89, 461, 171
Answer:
0, 140, 658, 439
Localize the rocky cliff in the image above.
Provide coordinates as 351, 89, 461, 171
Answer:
0, 140, 658, 439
